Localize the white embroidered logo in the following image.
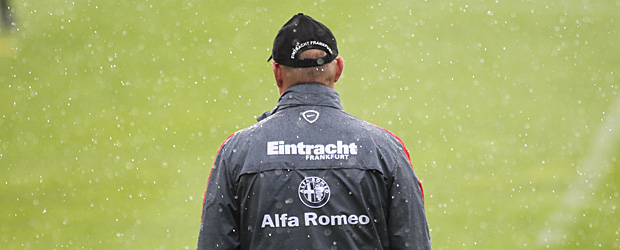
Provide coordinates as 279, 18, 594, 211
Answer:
290, 41, 333, 59
266, 140, 358, 161
301, 110, 319, 123
298, 177, 331, 208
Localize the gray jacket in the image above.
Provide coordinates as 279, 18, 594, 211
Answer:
198, 83, 431, 250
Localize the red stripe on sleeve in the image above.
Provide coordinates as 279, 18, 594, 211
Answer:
200, 133, 235, 221
374, 125, 425, 203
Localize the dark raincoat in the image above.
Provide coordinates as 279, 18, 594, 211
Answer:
198, 83, 431, 250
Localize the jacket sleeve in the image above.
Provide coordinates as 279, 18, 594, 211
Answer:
386, 140, 432, 250
197, 135, 240, 250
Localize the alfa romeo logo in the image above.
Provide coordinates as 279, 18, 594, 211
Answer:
298, 177, 330, 208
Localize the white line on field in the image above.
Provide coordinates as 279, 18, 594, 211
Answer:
538, 95, 620, 247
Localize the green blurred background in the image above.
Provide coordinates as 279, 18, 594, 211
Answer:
1, 0, 619, 249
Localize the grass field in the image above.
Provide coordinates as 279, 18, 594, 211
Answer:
1, 0, 619, 249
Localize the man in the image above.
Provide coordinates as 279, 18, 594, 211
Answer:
198, 13, 431, 249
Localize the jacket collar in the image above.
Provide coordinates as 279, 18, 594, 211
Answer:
257, 83, 342, 122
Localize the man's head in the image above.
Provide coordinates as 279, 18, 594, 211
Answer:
269, 13, 344, 94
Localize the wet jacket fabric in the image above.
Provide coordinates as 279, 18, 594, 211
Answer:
198, 83, 431, 250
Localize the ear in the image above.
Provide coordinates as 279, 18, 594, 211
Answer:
272, 62, 284, 89
333, 57, 344, 83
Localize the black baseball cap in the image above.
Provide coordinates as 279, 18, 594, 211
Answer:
268, 13, 338, 68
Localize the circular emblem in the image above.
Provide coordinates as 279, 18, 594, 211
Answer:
298, 177, 331, 208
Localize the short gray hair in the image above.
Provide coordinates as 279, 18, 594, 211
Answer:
281, 49, 337, 85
